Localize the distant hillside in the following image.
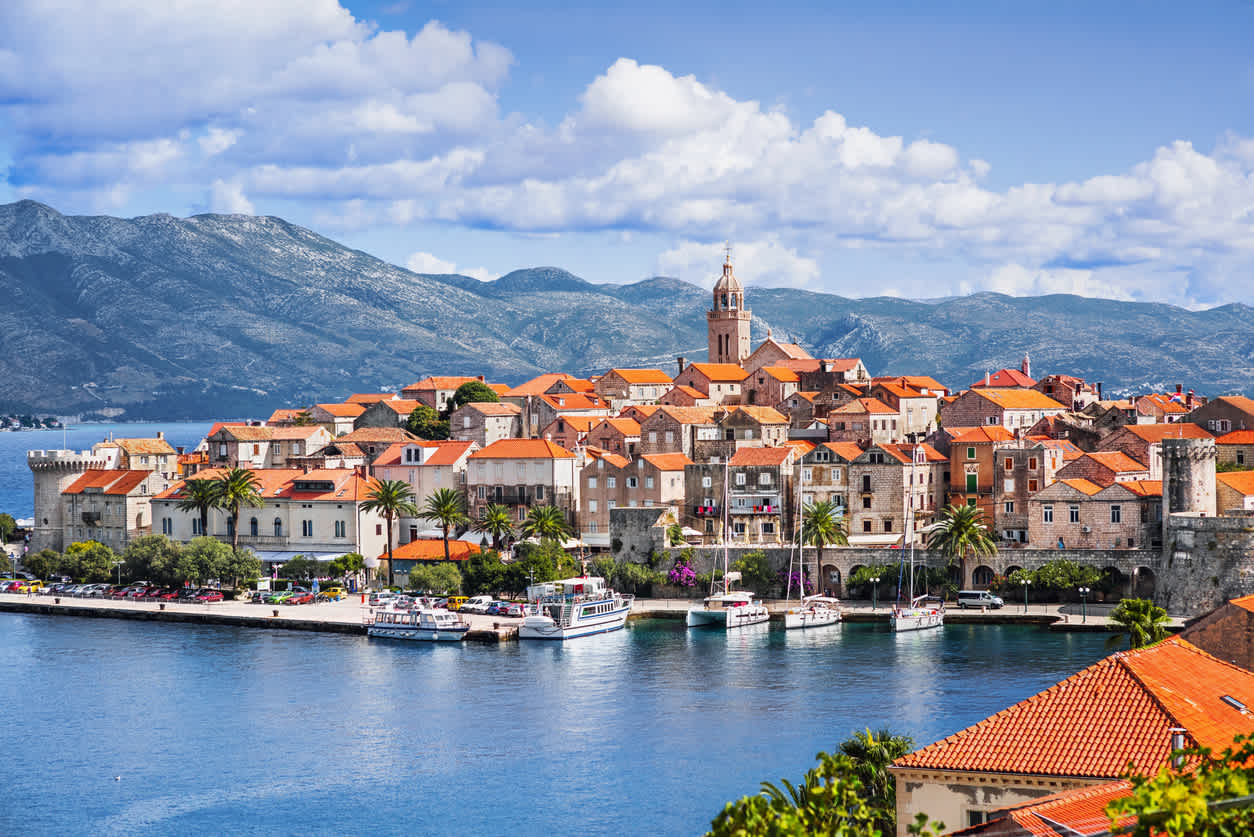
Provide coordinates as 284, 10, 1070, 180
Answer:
1, 200, 1250, 419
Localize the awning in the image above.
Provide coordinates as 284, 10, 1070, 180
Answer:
254, 551, 350, 563
579, 532, 611, 548
845, 534, 907, 547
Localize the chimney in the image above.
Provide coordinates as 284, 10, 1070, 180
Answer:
477, 375, 485, 382
985, 371, 991, 387
676, 356, 686, 376
1176, 383, 1183, 394
157, 431, 165, 440
1186, 390, 1195, 409
1022, 352, 1031, 378
1096, 381, 1103, 400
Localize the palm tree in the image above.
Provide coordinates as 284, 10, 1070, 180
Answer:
175, 478, 219, 540
213, 467, 263, 553
421, 488, 470, 566
801, 500, 848, 592
362, 479, 420, 588
479, 503, 515, 552
837, 727, 916, 830
1109, 598, 1170, 649
520, 504, 574, 544
926, 503, 997, 593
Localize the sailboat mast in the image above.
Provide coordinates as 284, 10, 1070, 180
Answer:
721, 457, 730, 595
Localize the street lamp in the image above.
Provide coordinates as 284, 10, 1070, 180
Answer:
1079, 586, 1090, 624
112, 559, 123, 586
1021, 578, 1031, 613
871, 576, 881, 611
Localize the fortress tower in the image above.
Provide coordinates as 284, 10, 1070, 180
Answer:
707, 249, 752, 365
1161, 436, 1217, 539
27, 447, 117, 552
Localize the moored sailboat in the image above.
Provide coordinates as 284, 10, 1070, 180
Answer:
686, 462, 769, 629
890, 444, 944, 633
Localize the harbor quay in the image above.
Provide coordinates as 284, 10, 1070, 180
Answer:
0, 591, 1174, 639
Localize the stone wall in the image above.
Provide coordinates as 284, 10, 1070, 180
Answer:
609, 505, 675, 563
1159, 511, 1254, 617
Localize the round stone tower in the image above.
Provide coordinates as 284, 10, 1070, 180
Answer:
1161, 436, 1217, 535
27, 447, 113, 553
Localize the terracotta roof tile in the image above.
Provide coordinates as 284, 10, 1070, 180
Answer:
586, 447, 630, 469
459, 401, 522, 417
373, 440, 475, 467
388, 539, 482, 562
1120, 423, 1212, 442
315, 402, 366, 418
111, 437, 177, 455
1217, 430, 1254, 445
667, 385, 709, 400
972, 369, 1037, 388
1119, 480, 1163, 497
894, 638, 1254, 779
951, 426, 1017, 444
651, 406, 718, 425
267, 409, 302, 423
504, 373, 575, 397
346, 393, 397, 404
832, 397, 897, 415
639, 453, 694, 471
592, 418, 641, 436
404, 376, 481, 391
1218, 470, 1254, 496
62, 469, 153, 495
973, 388, 1067, 410
821, 442, 866, 462
995, 780, 1136, 837
1059, 478, 1104, 496
469, 439, 575, 459
881, 443, 947, 464
538, 392, 607, 411
155, 468, 369, 503
685, 363, 750, 382
606, 368, 673, 385
725, 405, 789, 424
729, 446, 794, 467
760, 366, 801, 383
335, 427, 420, 444
1083, 451, 1150, 473
873, 375, 949, 393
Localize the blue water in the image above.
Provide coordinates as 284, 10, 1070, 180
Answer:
1, 421, 213, 519
0, 615, 1110, 836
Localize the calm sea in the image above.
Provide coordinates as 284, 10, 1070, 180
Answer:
0, 615, 1110, 836
0, 421, 213, 520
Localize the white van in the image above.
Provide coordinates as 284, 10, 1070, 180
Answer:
957, 590, 1004, 609
461, 595, 495, 614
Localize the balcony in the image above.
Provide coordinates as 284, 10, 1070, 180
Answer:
692, 505, 721, 517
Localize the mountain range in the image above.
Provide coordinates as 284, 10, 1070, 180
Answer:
1, 199, 1250, 420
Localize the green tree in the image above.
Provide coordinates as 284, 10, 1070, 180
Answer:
328, 552, 366, 579
926, 503, 997, 590
175, 478, 219, 539
292, 408, 315, 426
1031, 558, 1103, 598
0, 512, 16, 544
422, 487, 470, 565
213, 467, 263, 553
62, 540, 116, 583
23, 549, 60, 580
280, 555, 321, 583
519, 504, 574, 544
405, 562, 463, 594
224, 547, 262, 590
838, 728, 916, 832
176, 536, 233, 585
462, 549, 507, 596
479, 503, 516, 551
708, 749, 943, 837
405, 404, 450, 440
846, 563, 898, 598
505, 539, 568, 593
450, 380, 499, 412
121, 534, 184, 587
667, 522, 686, 547
1109, 598, 1171, 649
731, 550, 775, 595
802, 500, 849, 586
362, 479, 420, 588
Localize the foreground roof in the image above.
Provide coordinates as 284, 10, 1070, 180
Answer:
469, 439, 575, 459
893, 637, 1254, 779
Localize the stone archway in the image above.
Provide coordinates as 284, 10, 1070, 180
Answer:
1134, 567, 1156, 599
822, 564, 842, 597
1101, 566, 1127, 600
972, 565, 995, 588
1005, 565, 1024, 577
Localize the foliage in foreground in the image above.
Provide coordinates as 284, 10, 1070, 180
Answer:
1108, 597, 1171, 649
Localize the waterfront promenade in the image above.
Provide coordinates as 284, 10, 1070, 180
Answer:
0, 591, 1175, 637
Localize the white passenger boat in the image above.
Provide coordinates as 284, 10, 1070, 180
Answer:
519, 576, 633, 640
367, 608, 470, 641
784, 595, 842, 629
686, 588, 771, 628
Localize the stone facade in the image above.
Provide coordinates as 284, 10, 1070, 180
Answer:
450, 401, 522, 449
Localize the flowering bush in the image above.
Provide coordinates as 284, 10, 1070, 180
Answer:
777, 569, 813, 595
668, 553, 697, 587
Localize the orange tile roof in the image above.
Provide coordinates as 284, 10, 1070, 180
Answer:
558, 377, 596, 393
972, 368, 1037, 388
760, 366, 800, 383
335, 427, 420, 444
405, 376, 481, 391
607, 368, 673, 385
1038, 438, 1084, 460
586, 447, 630, 469
459, 401, 521, 416
1232, 595, 1254, 615
666, 385, 709, 400
1120, 423, 1212, 442
538, 392, 607, 411
788, 391, 820, 403
346, 393, 397, 404
821, 442, 866, 461
1218, 470, 1254, 496
618, 404, 661, 420
543, 415, 597, 435
267, 408, 302, 423
882, 443, 947, 464
894, 637, 1254, 779
504, 373, 574, 397
873, 381, 927, 399
592, 418, 641, 436
373, 440, 475, 468
639, 452, 694, 471
155, 468, 369, 502
1211, 395, 1254, 413
62, 469, 153, 495
487, 382, 510, 396
388, 539, 482, 562
1120, 479, 1163, 497
783, 440, 816, 454
469, 439, 575, 459
1139, 393, 1190, 414
973, 388, 1067, 410
994, 780, 1136, 837
685, 362, 749, 382
210, 424, 273, 441
1083, 450, 1150, 473
1217, 430, 1254, 445
951, 426, 1017, 444
651, 406, 717, 425
1059, 477, 1104, 496
873, 375, 949, 393
371, 399, 421, 415
725, 405, 789, 424
268, 426, 329, 440
729, 446, 794, 467
112, 437, 177, 455
315, 402, 366, 418
832, 397, 897, 415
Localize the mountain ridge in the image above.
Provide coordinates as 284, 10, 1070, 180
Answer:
1, 200, 1251, 419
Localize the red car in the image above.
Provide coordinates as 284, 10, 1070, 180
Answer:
194, 590, 224, 603
286, 591, 315, 605
143, 587, 167, 600
1, 580, 22, 593
160, 589, 182, 600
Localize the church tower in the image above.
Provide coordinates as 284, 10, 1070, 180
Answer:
707, 248, 752, 365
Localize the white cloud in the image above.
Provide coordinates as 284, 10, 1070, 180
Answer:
657, 238, 819, 288
209, 179, 254, 215
405, 251, 492, 281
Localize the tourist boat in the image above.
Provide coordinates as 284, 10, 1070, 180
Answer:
367, 607, 470, 641
890, 445, 944, 633
519, 576, 634, 640
784, 595, 842, 629
687, 465, 770, 629
783, 466, 841, 630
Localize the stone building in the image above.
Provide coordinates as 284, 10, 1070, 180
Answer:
310, 402, 364, 436
891, 636, 1254, 835
539, 415, 598, 452
465, 439, 579, 527
827, 397, 901, 446
1215, 429, 1254, 467
593, 368, 672, 408
683, 447, 795, 546
939, 388, 1067, 433
449, 401, 523, 448
691, 406, 790, 462
1096, 422, 1212, 478
400, 375, 487, 410
1217, 470, 1254, 513
585, 418, 642, 458
1187, 394, 1254, 434
946, 425, 1016, 524
1027, 478, 1162, 550
742, 335, 812, 376
992, 439, 1067, 545
204, 424, 333, 470
743, 365, 800, 408
352, 398, 421, 430
674, 362, 749, 405
60, 469, 170, 552
846, 443, 946, 545
706, 253, 753, 365
636, 406, 717, 459
869, 380, 940, 440
796, 442, 863, 515
1032, 373, 1101, 411
579, 450, 691, 542
1053, 451, 1149, 487
370, 440, 477, 543
658, 384, 714, 407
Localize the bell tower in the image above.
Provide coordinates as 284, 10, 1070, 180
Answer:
707, 245, 752, 365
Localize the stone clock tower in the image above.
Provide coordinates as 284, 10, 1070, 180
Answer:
707, 250, 751, 365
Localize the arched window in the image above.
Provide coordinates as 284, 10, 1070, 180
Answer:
250, 517, 258, 537
274, 517, 282, 537
226, 518, 235, 536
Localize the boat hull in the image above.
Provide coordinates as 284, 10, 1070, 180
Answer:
783, 608, 841, 629
367, 624, 469, 641
685, 605, 770, 629
890, 609, 944, 632
518, 605, 631, 640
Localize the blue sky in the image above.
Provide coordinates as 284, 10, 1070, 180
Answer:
2, 1, 1252, 307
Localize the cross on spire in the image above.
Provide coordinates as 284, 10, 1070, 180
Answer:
724, 240, 733, 266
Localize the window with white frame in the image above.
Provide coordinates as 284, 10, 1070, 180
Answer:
535, 485, 545, 500
161, 518, 172, 535
588, 476, 597, 489
645, 476, 654, 489
1043, 505, 1054, 524
1069, 505, 1079, 523
477, 485, 485, 499
758, 472, 771, 485
1003, 501, 1014, 514
735, 472, 746, 485
649, 431, 658, 443
664, 431, 674, 444
589, 500, 598, 513
627, 477, 637, 488
192, 518, 202, 535
607, 477, 616, 488
702, 476, 712, 488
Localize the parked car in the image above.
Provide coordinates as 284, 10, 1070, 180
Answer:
461, 595, 494, 614
486, 601, 511, 616
445, 596, 468, 611
320, 587, 345, 601
143, 587, 167, 600
286, 591, 315, 605
504, 603, 525, 618
160, 589, 183, 600
178, 587, 202, 601
195, 590, 224, 603
368, 591, 396, 607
